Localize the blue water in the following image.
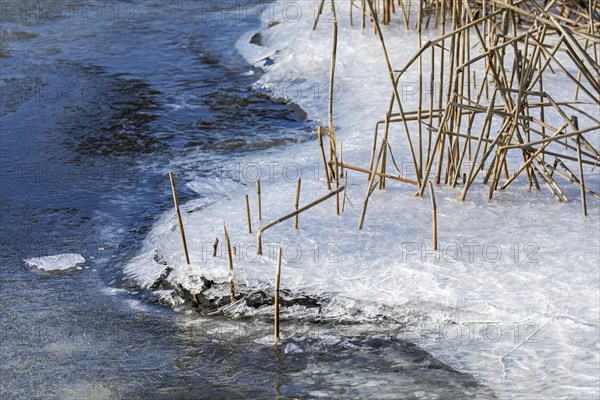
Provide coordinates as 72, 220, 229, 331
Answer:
0, 1, 494, 398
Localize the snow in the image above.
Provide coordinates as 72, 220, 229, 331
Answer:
25, 253, 85, 271
124, 1, 600, 399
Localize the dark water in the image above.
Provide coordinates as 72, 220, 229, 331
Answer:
1, 1, 494, 398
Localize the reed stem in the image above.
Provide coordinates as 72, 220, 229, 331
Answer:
168, 171, 190, 265
274, 245, 282, 343
245, 194, 252, 234
223, 221, 235, 303
294, 178, 301, 229
428, 181, 438, 251
256, 180, 262, 221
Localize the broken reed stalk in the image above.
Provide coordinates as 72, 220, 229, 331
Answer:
212, 238, 219, 257
168, 171, 190, 265
223, 221, 235, 303
294, 178, 301, 229
428, 181, 438, 251
245, 194, 252, 234
274, 245, 282, 344
257, 186, 345, 255
312, 0, 326, 30
256, 180, 262, 221
317, 127, 332, 190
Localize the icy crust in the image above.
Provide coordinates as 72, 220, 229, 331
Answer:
124, 2, 600, 399
125, 168, 600, 398
25, 253, 85, 271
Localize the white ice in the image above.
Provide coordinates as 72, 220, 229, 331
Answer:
25, 253, 85, 271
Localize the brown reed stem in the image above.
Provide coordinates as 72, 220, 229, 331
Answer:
328, 1, 338, 177
342, 173, 348, 212
223, 221, 235, 303
318, 127, 332, 190
212, 238, 219, 257
428, 181, 438, 251
168, 171, 190, 265
312, 0, 326, 30
574, 117, 588, 216
274, 245, 282, 344
256, 179, 262, 221
245, 194, 252, 234
340, 140, 344, 178
294, 178, 301, 229
335, 155, 341, 215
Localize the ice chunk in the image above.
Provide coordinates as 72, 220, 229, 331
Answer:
24, 253, 85, 272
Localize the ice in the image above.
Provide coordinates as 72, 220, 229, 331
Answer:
24, 253, 85, 272
124, 299, 152, 313
284, 342, 303, 354
123, 1, 600, 398
101, 287, 128, 296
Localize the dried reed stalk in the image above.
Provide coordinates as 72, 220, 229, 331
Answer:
223, 221, 235, 303
245, 194, 252, 234
318, 127, 332, 190
294, 178, 301, 229
573, 117, 588, 216
168, 171, 190, 265
212, 238, 219, 257
274, 245, 282, 343
429, 181, 438, 251
328, 1, 339, 183
312, 0, 326, 30
256, 180, 262, 221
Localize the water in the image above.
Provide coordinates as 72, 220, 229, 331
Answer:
1, 1, 495, 398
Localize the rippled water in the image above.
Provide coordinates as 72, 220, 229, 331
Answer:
1, 1, 495, 398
